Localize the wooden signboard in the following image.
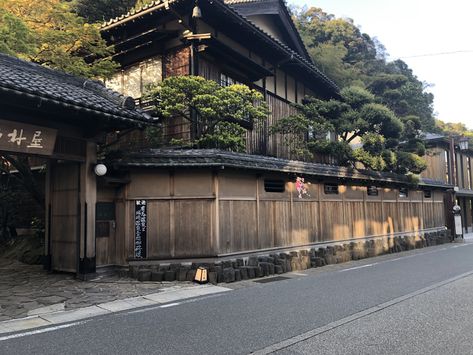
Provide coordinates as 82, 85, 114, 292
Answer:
134, 200, 147, 258
0, 119, 57, 156
455, 214, 463, 236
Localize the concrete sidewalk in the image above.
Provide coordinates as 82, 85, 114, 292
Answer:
0, 258, 219, 322
0, 284, 230, 335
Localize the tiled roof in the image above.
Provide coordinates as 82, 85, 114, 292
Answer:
423, 132, 446, 141
0, 53, 151, 125
224, 0, 263, 3
101, 0, 339, 95
110, 149, 451, 188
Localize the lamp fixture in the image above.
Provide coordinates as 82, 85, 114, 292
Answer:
192, 1, 202, 18
94, 164, 107, 177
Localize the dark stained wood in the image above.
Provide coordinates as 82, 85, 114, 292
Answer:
50, 162, 80, 272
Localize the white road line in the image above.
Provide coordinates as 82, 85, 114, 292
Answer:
160, 302, 181, 308
0, 321, 87, 342
339, 264, 375, 272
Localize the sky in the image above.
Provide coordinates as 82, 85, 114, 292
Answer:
289, 0, 473, 128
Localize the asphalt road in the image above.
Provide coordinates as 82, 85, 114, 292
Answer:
2, 242, 473, 355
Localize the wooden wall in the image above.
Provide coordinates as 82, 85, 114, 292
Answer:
50, 162, 80, 272
115, 169, 446, 262
421, 147, 448, 183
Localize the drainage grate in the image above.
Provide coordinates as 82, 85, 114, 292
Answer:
253, 276, 290, 283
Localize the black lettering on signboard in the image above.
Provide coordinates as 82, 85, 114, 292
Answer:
134, 200, 147, 258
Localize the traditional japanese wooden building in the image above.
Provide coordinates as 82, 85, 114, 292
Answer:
422, 132, 473, 235
93, 0, 453, 270
0, 53, 150, 277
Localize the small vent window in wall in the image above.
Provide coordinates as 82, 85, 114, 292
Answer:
424, 190, 432, 198
367, 186, 379, 196
324, 183, 339, 194
399, 188, 409, 198
264, 179, 285, 193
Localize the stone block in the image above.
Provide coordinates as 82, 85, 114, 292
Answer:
177, 268, 189, 281
312, 258, 323, 267
234, 269, 242, 282
164, 270, 176, 282
274, 265, 283, 274
208, 271, 218, 284
248, 256, 259, 266
324, 255, 337, 265
255, 266, 263, 278
280, 261, 287, 273
186, 270, 196, 282
217, 269, 225, 283
129, 266, 140, 279
285, 260, 292, 272
236, 258, 244, 267
138, 269, 152, 282
246, 267, 255, 279
259, 262, 270, 276
170, 263, 181, 271
223, 268, 235, 283
240, 267, 249, 280
268, 263, 275, 275
151, 271, 164, 282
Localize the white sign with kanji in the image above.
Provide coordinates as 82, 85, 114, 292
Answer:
0, 119, 57, 155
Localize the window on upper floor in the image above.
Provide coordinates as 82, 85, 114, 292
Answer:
445, 150, 450, 184
104, 56, 163, 99
220, 73, 240, 87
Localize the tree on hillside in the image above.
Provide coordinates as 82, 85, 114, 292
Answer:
0, 0, 117, 78
292, 6, 436, 133
0, 8, 33, 58
144, 76, 268, 152
369, 60, 436, 131
73, 0, 136, 23
271, 86, 426, 175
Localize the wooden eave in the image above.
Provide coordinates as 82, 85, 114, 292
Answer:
111, 30, 179, 65
187, 35, 274, 81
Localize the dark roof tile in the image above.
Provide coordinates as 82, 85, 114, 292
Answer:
0, 53, 151, 124
110, 149, 451, 188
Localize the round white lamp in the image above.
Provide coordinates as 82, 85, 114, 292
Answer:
94, 163, 107, 176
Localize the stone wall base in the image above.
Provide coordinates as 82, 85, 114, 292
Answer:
128, 230, 451, 284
